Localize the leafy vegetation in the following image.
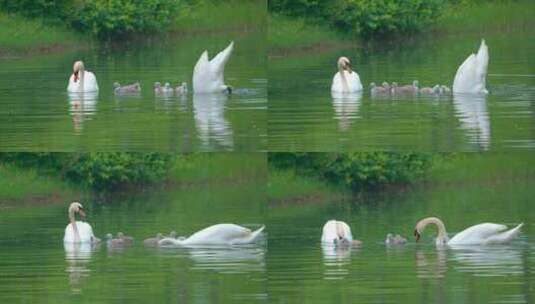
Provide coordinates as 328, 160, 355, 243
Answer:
269, 152, 433, 192
269, 0, 445, 38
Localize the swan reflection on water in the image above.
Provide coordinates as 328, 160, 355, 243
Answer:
449, 244, 524, 277
453, 93, 490, 150
321, 243, 355, 280
193, 93, 233, 150
67, 91, 98, 134
416, 248, 447, 279
64, 242, 99, 294
156, 244, 266, 274
331, 91, 362, 131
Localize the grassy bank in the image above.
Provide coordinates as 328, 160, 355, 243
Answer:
0, 13, 85, 56
268, 14, 346, 55
0, 163, 78, 206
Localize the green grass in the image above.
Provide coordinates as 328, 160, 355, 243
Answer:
268, 14, 347, 52
0, 163, 76, 203
268, 168, 348, 204
429, 153, 535, 184
172, 0, 265, 33
0, 12, 85, 54
437, 0, 535, 34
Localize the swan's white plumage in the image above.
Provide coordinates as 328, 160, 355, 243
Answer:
64, 221, 97, 243
331, 71, 362, 93
193, 41, 234, 93
453, 39, 489, 94
67, 71, 99, 93
321, 220, 353, 245
448, 223, 523, 245
158, 223, 265, 246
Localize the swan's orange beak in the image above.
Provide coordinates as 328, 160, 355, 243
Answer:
73, 71, 79, 82
414, 229, 420, 242
78, 209, 86, 218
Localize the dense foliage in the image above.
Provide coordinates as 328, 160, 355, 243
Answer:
269, 152, 433, 192
0, 0, 181, 38
0, 153, 173, 191
269, 0, 445, 37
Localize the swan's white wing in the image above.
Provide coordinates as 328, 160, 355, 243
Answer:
209, 41, 234, 77
64, 221, 95, 243
185, 224, 251, 245
484, 223, 522, 244
448, 223, 507, 245
331, 71, 362, 93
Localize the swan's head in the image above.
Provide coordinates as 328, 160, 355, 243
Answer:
72, 61, 85, 82
382, 82, 390, 89
391, 82, 398, 87
370, 82, 376, 88
164, 82, 171, 89
68, 202, 86, 218
181, 82, 187, 88
117, 232, 124, 238
113, 82, 121, 89
106, 233, 113, 240
224, 85, 233, 94
154, 82, 161, 89
169, 231, 177, 238
412, 80, 419, 88
337, 57, 352, 72
434, 85, 441, 93
156, 233, 163, 239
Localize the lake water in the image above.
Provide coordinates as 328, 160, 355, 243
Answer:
267, 162, 535, 303
0, 168, 268, 303
269, 30, 535, 151
0, 31, 266, 152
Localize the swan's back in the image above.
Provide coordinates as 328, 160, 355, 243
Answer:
64, 221, 95, 243
448, 223, 507, 245
67, 71, 99, 93
453, 39, 489, 94
321, 220, 353, 244
185, 223, 261, 245
331, 71, 363, 93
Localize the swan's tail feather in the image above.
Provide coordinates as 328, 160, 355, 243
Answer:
210, 41, 234, 74
486, 223, 523, 244
476, 38, 489, 79
247, 225, 265, 243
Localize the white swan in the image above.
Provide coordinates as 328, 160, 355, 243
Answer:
158, 224, 265, 246
193, 41, 234, 94
321, 220, 362, 247
67, 61, 99, 93
414, 217, 523, 246
453, 39, 489, 94
64, 202, 100, 244
331, 57, 363, 93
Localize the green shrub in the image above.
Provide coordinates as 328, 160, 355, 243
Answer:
269, 152, 433, 192
73, 0, 181, 38
269, 0, 445, 37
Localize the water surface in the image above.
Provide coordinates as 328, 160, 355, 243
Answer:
0, 31, 266, 151
269, 30, 535, 151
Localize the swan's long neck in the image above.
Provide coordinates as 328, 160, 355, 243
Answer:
79, 67, 85, 92
339, 67, 349, 93
69, 209, 81, 243
418, 217, 448, 243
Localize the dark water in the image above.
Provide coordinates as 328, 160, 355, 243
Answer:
267, 164, 535, 303
0, 31, 266, 152
269, 31, 535, 151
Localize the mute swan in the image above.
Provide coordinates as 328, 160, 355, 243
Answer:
67, 61, 99, 93
64, 202, 100, 243
370, 82, 389, 95
158, 224, 265, 246
419, 85, 440, 95
175, 82, 188, 95
385, 233, 407, 245
113, 82, 141, 95
331, 57, 363, 93
321, 220, 362, 247
143, 233, 163, 247
453, 39, 489, 94
193, 41, 234, 94
414, 217, 523, 246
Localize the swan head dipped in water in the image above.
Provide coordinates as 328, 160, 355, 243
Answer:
414, 217, 449, 245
